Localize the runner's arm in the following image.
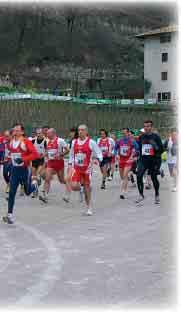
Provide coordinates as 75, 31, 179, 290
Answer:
90, 140, 103, 162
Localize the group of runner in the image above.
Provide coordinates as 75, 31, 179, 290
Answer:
0, 120, 178, 224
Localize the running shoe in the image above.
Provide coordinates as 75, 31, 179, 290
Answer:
172, 187, 177, 192
108, 176, 113, 181
62, 196, 70, 203
86, 208, 93, 216
135, 195, 144, 203
120, 194, 125, 199
39, 193, 48, 203
2, 215, 14, 224
155, 195, 160, 204
101, 182, 106, 189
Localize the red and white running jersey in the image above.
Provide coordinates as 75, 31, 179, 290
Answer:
97, 138, 111, 158
73, 137, 92, 171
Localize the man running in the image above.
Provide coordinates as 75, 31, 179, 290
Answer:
31, 128, 47, 197
107, 132, 116, 181
97, 129, 113, 189
115, 128, 139, 199
0, 131, 5, 169
164, 128, 178, 192
2, 129, 12, 196
2, 124, 40, 224
63, 127, 79, 202
136, 120, 164, 204
39, 128, 69, 203
67, 124, 102, 215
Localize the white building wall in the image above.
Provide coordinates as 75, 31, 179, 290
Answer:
144, 32, 178, 101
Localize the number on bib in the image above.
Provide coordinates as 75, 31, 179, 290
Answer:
75, 153, 85, 166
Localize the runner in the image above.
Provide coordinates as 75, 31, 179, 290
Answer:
107, 132, 116, 181
163, 128, 178, 192
67, 124, 102, 215
136, 120, 164, 204
42, 125, 50, 141
97, 129, 113, 189
128, 130, 138, 186
115, 128, 139, 199
31, 128, 47, 197
63, 127, 79, 203
0, 131, 5, 169
28, 130, 36, 141
39, 128, 69, 203
2, 124, 40, 224
2, 129, 12, 196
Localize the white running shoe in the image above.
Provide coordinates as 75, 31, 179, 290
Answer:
172, 187, 177, 192
86, 208, 93, 216
108, 176, 113, 181
135, 195, 144, 204
62, 196, 70, 203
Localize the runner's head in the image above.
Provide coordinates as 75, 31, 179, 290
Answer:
78, 125, 88, 139
122, 127, 129, 137
110, 132, 116, 141
70, 127, 78, 139
100, 129, 108, 139
36, 128, 44, 139
47, 128, 56, 140
143, 120, 153, 134
42, 125, 50, 137
171, 128, 177, 141
129, 130, 135, 140
3, 130, 11, 140
31, 130, 36, 139
13, 124, 25, 138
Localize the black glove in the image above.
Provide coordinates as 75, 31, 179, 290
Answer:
14, 158, 23, 164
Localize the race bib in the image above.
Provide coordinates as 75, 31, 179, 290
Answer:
120, 146, 129, 156
101, 146, 108, 152
11, 153, 23, 166
142, 144, 153, 156
48, 149, 57, 160
75, 153, 86, 166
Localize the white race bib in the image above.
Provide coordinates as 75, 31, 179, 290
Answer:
120, 146, 129, 156
48, 149, 57, 160
75, 153, 86, 166
142, 144, 152, 156
11, 153, 23, 166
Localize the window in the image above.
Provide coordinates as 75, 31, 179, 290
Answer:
161, 72, 168, 81
157, 92, 161, 101
162, 53, 168, 62
160, 33, 171, 43
162, 92, 171, 100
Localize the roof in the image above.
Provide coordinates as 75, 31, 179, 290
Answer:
136, 25, 178, 38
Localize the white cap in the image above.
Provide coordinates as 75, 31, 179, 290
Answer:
140, 128, 145, 133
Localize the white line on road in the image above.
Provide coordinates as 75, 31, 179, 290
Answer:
14, 222, 63, 307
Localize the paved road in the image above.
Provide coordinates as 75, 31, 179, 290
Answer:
0, 165, 177, 309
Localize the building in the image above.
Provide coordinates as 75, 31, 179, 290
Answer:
136, 25, 178, 103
